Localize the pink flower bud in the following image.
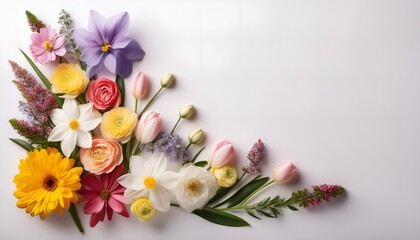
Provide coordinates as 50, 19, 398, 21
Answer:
207, 139, 234, 168
272, 161, 297, 184
135, 111, 163, 143
131, 71, 149, 99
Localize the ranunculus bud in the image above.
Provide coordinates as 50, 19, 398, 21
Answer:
188, 128, 204, 144
135, 111, 162, 143
131, 71, 149, 99
130, 198, 156, 221
179, 104, 195, 119
212, 165, 237, 188
207, 139, 234, 168
160, 73, 174, 88
272, 161, 297, 184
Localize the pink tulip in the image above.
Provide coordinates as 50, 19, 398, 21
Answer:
135, 111, 162, 143
131, 71, 149, 99
272, 161, 297, 184
207, 139, 234, 168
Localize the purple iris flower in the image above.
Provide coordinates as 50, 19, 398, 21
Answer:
74, 10, 145, 78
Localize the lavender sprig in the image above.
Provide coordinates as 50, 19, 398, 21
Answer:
58, 9, 82, 65
243, 139, 264, 174
140, 132, 190, 161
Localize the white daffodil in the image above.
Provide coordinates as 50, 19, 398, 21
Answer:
118, 153, 179, 212
48, 98, 102, 157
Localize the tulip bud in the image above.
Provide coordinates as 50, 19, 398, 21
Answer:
179, 104, 195, 119
272, 161, 297, 184
207, 139, 234, 168
188, 128, 205, 144
131, 71, 149, 99
130, 198, 156, 221
160, 73, 174, 88
135, 111, 163, 143
212, 165, 237, 188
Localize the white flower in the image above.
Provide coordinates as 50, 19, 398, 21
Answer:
173, 164, 218, 212
118, 153, 179, 212
48, 98, 102, 157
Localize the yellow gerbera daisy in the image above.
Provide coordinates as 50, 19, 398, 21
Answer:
13, 148, 83, 219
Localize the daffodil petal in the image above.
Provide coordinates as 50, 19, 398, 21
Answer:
129, 156, 151, 176
157, 171, 179, 190
50, 109, 68, 126
79, 112, 102, 131
149, 186, 170, 212
48, 125, 68, 142
123, 188, 147, 204
61, 130, 77, 157
150, 152, 167, 175
76, 130, 92, 148
118, 174, 144, 190
63, 98, 80, 120
78, 102, 94, 116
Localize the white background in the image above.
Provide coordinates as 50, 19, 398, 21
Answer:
1, 0, 419, 239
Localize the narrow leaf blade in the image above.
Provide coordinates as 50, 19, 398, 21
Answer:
9, 138, 35, 151
287, 205, 299, 211
116, 75, 125, 106
193, 207, 250, 227
194, 161, 207, 167
226, 177, 270, 207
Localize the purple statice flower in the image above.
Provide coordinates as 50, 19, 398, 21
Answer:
243, 139, 265, 174
74, 10, 145, 78
9, 61, 57, 124
291, 184, 345, 208
140, 132, 190, 162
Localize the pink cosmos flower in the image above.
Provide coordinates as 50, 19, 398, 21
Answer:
29, 25, 66, 64
78, 164, 129, 227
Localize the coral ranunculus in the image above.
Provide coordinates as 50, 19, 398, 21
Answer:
13, 148, 82, 219
86, 78, 121, 112
50, 63, 88, 98
100, 107, 138, 143
80, 137, 123, 175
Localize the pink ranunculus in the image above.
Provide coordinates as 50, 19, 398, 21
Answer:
272, 161, 297, 184
86, 78, 121, 112
78, 165, 129, 227
135, 111, 162, 143
80, 137, 123, 175
29, 25, 66, 64
131, 71, 149, 99
207, 139, 235, 168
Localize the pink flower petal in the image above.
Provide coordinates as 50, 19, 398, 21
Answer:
108, 196, 124, 213
84, 197, 105, 214
90, 209, 106, 227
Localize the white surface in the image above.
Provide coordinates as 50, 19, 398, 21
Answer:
1, 0, 420, 239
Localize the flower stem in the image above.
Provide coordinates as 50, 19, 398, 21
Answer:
139, 86, 163, 119
237, 180, 275, 207
134, 99, 139, 114
69, 203, 84, 233
171, 117, 182, 134
185, 142, 192, 150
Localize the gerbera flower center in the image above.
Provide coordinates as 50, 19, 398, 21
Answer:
100, 189, 110, 200
101, 42, 112, 53
43, 41, 53, 51
185, 179, 202, 196
43, 175, 58, 191
144, 176, 156, 189
69, 119, 80, 130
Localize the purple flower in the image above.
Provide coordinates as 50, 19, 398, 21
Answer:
243, 139, 265, 174
74, 10, 145, 78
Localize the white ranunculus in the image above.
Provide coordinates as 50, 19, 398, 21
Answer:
173, 164, 218, 212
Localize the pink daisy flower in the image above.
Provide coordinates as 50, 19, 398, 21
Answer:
29, 25, 66, 64
78, 164, 129, 227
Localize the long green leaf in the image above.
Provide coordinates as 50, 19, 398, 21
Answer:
212, 175, 261, 207
226, 177, 270, 208
20, 49, 63, 107
69, 203, 84, 233
116, 75, 125, 106
194, 161, 207, 167
9, 138, 35, 151
193, 207, 249, 227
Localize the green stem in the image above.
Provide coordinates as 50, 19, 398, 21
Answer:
134, 99, 139, 114
139, 86, 164, 119
237, 180, 275, 207
185, 142, 192, 150
131, 141, 141, 156
69, 203, 84, 233
171, 117, 182, 134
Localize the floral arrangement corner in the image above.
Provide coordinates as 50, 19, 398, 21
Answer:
8, 9, 346, 233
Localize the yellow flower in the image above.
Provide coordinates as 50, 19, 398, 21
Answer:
212, 165, 238, 188
130, 198, 156, 221
13, 148, 83, 219
50, 63, 88, 98
100, 107, 138, 143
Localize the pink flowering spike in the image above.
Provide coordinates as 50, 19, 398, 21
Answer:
131, 71, 149, 99
272, 161, 297, 184
78, 165, 129, 227
135, 111, 163, 143
207, 139, 235, 168
29, 25, 67, 64
243, 139, 265, 174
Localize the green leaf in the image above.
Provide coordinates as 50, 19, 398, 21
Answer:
20, 49, 63, 107
193, 207, 249, 227
226, 176, 270, 208
116, 75, 125, 106
246, 209, 261, 220
194, 161, 207, 167
69, 203, 84, 233
191, 146, 205, 163
9, 138, 35, 151
212, 175, 261, 207
287, 205, 299, 211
